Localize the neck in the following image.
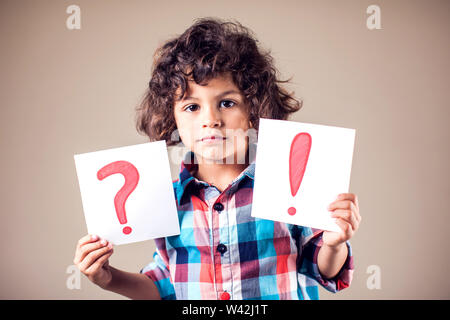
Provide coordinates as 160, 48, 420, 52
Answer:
194, 152, 250, 193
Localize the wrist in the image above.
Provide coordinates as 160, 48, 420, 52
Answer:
99, 266, 116, 290
317, 242, 349, 279
322, 241, 346, 252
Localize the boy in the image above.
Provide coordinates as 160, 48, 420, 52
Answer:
73, 18, 360, 300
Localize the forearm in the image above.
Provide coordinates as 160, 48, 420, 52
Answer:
103, 266, 161, 300
317, 242, 348, 279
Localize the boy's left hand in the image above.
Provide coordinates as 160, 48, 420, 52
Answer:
323, 193, 361, 248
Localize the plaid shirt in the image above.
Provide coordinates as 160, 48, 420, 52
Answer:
141, 144, 354, 300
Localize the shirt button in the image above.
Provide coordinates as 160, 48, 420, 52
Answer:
213, 202, 224, 212
220, 292, 230, 300
217, 243, 227, 254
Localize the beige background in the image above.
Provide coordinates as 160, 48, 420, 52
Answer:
1, 0, 449, 299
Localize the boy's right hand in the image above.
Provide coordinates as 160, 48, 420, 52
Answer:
73, 234, 114, 289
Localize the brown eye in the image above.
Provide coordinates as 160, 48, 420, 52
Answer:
185, 104, 199, 112
220, 100, 236, 108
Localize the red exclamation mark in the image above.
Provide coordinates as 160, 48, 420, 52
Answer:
287, 132, 312, 216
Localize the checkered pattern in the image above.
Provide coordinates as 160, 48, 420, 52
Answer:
140, 144, 354, 300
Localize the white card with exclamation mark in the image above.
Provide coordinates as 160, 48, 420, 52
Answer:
252, 118, 356, 232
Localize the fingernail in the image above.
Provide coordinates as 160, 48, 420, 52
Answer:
91, 234, 98, 241
100, 239, 107, 246
107, 242, 113, 249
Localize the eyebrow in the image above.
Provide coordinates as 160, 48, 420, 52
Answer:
181, 90, 241, 101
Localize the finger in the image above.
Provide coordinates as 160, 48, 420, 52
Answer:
337, 193, 356, 202
355, 203, 361, 223
354, 195, 361, 222
75, 238, 109, 265
77, 234, 99, 250
333, 217, 353, 240
336, 193, 358, 209
78, 244, 113, 274
85, 249, 114, 275
354, 194, 360, 211
338, 193, 361, 222
328, 199, 356, 212
331, 209, 358, 231
74, 234, 99, 264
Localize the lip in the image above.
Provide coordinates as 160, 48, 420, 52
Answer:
199, 135, 226, 143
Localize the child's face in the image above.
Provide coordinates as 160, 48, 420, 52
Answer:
173, 73, 252, 164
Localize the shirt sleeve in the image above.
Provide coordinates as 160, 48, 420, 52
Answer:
297, 227, 354, 293
139, 238, 176, 300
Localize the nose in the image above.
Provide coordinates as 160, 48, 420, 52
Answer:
201, 104, 222, 128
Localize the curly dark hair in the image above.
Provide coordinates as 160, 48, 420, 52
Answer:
136, 17, 302, 146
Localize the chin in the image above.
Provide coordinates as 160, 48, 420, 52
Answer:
196, 151, 229, 164
196, 149, 247, 165
193, 139, 248, 164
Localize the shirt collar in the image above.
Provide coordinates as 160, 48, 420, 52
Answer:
175, 143, 257, 205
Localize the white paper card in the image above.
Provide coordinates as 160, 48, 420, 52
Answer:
74, 141, 180, 245
252, 118, 356, 232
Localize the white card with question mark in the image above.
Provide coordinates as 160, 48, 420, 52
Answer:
74, 141, 180, 245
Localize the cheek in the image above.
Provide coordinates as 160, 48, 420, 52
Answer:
226, 109, 250, 129
174, 115, 195, 147
179, 128, 193, 148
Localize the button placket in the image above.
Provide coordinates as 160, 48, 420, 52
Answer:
214, 197, 232, 299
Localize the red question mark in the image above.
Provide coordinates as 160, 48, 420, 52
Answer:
287, 132, 312, 216
97, 160, 139, 235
